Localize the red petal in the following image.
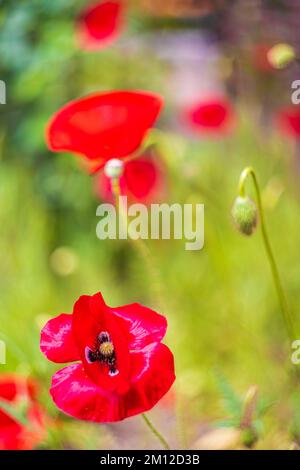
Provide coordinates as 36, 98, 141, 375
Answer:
277, 106, 300, 138
95, 153, 164, 203
124, 157, 158, 199
0, 374, 37, 402
128, 343, 175, 414
113, 303, 167, 351
0, 375, 47, 450
50, 344, 175, 422
184, 97, 234, 135
77, 1, 124, 51
0, 424, 23, 450
253, 44, 275, 73
72, 293, 131, 393
46, 91, 163, 163
40, 314, 79, 363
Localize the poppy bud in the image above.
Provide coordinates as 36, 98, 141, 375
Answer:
104, 158, 124, 179
241, 426, 258, 449
232, 196, 257, 236
267, 43, 296, 69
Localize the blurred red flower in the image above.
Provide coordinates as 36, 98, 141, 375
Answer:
46, 91, 163, 172
252, 44, 275, 73
183, 97, 235, 136
0, 374, 46, 450
277, 105, 300, 138
40, 292, 175, 422
95, 152, 165, 203
77, 1, 125, 50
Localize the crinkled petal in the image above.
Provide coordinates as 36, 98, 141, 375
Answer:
113, 302, 167, 351
50, 364, 124, 422
40, 314, 79, 363
50, 343, 175, 422
127, 343, 175, 415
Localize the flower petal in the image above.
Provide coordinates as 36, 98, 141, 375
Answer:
184, 97, 234, 135
113, 302, 167, 351
77, 1, 124, 51
50, 363, 123, 422
46, 91, 163, 163
277, 105, 300, 138
0, 375, 47, 450
40, 314, 79, 363
95, 153, 164, 204
72, 293, 130, 392
127, 343, 175, 417
50, 343, 175, 422
0, 424, 23, 450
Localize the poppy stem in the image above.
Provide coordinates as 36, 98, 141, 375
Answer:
238, 166, 296, 342
141, 413, 171, 450
111, 177, 121, 210
110, 175, 166, 312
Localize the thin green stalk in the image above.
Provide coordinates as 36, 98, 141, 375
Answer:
0, 399, 28, 426
111, 176, 166, 311
238, 166, 296, 342
142, 413, 170, 450
109, 176, 171, 449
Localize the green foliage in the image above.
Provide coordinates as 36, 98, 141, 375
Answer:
0, 0, 299, 450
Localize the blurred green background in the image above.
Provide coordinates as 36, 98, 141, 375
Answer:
1, 0, 300, 450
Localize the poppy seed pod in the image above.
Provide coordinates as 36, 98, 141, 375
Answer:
232, 196, 258, 236
267, 43, 296, 69
104, 158, 124, 179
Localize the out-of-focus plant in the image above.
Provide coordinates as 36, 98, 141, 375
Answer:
232, 167, 296, 342
215, 372, 273, 449
0, 374, 48, 450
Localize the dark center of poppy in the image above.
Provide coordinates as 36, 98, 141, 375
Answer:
85, 331, 118, 376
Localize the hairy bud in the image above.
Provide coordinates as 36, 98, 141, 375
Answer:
104, 158, 124, 179
241, 427, 258, 449
267, 43, 296, 69
232, 196, 258, 236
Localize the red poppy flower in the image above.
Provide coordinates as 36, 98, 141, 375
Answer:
276, 105, 300, 138
40, 292, 175, 422
0, 374, 46, 450
184, 97, 235, 136
252, 44, 275, 73
95, 153, 165, 203
46, 91, 163, 172
77, 1, 125, 50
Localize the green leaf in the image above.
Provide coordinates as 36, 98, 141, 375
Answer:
256, 398, 276, 418
0, 399, 28, 426
214, 418, 240, 428
215, 370, 243, 420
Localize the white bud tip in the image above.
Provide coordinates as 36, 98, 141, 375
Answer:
104, 159, 124, 179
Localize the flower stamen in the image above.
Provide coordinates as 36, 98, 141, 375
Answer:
85, 331, 118, 376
